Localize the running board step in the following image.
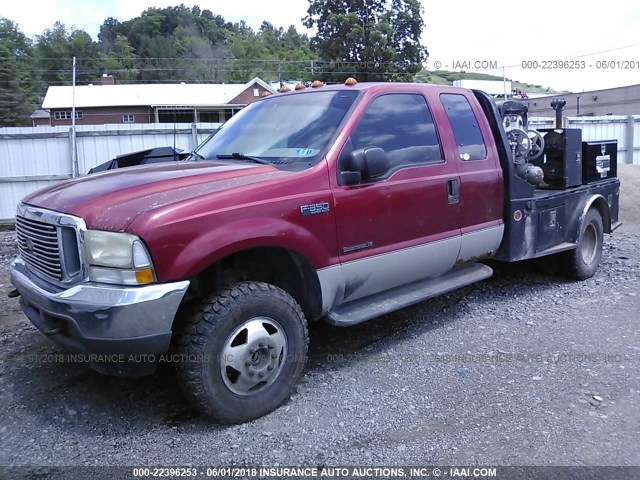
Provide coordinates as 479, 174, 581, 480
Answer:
326, 263, 494, 327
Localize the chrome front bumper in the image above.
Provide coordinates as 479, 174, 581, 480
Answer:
10, 258, 189, 373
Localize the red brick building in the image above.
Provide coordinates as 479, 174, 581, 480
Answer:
37, 76, 275, 127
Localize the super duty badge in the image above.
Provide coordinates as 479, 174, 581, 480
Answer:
299, 202, 330, 216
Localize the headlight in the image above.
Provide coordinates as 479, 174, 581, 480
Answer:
84, 230, 155, 285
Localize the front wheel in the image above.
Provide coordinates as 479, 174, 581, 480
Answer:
562, 208, 604, 280
175, 282, 308, 423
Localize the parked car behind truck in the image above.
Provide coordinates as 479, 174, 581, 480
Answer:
10, 80, 620, 423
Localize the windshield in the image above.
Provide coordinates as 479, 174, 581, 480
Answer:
193, 90, 360, 170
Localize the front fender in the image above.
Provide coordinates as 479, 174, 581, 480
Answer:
149, 217, 337, 281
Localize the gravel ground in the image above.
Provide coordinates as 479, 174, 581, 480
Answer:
0, 168, 639, 469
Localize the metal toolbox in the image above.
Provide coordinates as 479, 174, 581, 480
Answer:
533, 129, 583, 188
582, 140, 618, 184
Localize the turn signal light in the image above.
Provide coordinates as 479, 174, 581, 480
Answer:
135, 267, 155, 284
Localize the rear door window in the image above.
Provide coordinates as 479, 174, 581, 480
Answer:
440, 94, 487, 160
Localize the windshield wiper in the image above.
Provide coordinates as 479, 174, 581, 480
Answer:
188, 151, 206, 161
216, 153, 270, 165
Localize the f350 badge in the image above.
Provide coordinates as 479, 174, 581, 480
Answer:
299, 202, 330, 216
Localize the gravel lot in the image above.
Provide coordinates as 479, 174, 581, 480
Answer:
0, 167, 639, 470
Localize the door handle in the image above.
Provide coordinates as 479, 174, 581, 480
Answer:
447, 179, 459, 204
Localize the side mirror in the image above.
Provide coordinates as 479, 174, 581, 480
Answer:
341, 147, 390, 185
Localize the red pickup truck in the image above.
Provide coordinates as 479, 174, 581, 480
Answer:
9, 81, 620, 423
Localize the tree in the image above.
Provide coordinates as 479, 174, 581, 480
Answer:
303, 0, 428, 82
280, 25, 315, 80
34, 22, 73, 86
98, 17, 124, 52
174, 25, 231, 82
68, 29, 99, 83
35, 22, 98, 85
98, 35, 139, 81
0, 18, 40, 126
137, 36, 178, 81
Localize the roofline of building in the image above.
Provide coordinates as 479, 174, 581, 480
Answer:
29, 109, 51, 118
41, 77, 276, 109
248, 77, 277, 94
150, 104, 247, 108
526, 83, 640, 100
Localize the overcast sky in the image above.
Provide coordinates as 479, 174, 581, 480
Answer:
4, 0, 640, 93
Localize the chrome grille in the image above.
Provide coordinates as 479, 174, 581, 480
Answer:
16, 215, 63, 280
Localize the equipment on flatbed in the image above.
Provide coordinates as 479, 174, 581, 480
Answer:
583, 140, 618, 184
500, 101, 545, 185
499, 98, 619, 190
480, 89, 621, 264
551, 98, 566, 128
533, 128, 583, 188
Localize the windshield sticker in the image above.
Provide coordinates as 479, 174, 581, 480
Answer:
295, 148, 315, 157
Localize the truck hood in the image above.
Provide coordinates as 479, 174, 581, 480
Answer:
23, 161, 289, 231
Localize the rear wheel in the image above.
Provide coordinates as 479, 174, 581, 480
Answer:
175, 282, 308, 423
562, 208, 604, 280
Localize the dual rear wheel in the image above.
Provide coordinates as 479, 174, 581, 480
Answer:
569, 208, 604, 278
537, 207, 604, 280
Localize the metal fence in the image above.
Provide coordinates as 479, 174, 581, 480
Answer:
0, 123, 221, 221
0, 116, 639, 222
529, 115, 640, 164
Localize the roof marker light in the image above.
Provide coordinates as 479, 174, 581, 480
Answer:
345, 77, 358, 86
311, 80, 324, 88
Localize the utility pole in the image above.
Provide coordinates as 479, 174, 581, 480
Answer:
363, 0, 369, 81
71, 56, 79, 177
502, 66, 507, 100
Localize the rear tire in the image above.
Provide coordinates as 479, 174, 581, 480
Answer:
561, 208, 603, 280
175, 282, 308, 423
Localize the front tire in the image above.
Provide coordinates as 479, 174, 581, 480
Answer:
175, 282, 308, 423
562, 208, 604, 280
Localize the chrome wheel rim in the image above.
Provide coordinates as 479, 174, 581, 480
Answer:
220, 317, 288, 396
581, 223, 598, 265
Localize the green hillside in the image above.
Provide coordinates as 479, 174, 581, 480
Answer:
414, 69, 556, 94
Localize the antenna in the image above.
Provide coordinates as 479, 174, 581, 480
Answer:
173, 108, 177, 162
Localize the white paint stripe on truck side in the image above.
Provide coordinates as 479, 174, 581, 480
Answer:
317, 235, 462, 312
316, 224, 504, 316
457, 225, 505, 263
